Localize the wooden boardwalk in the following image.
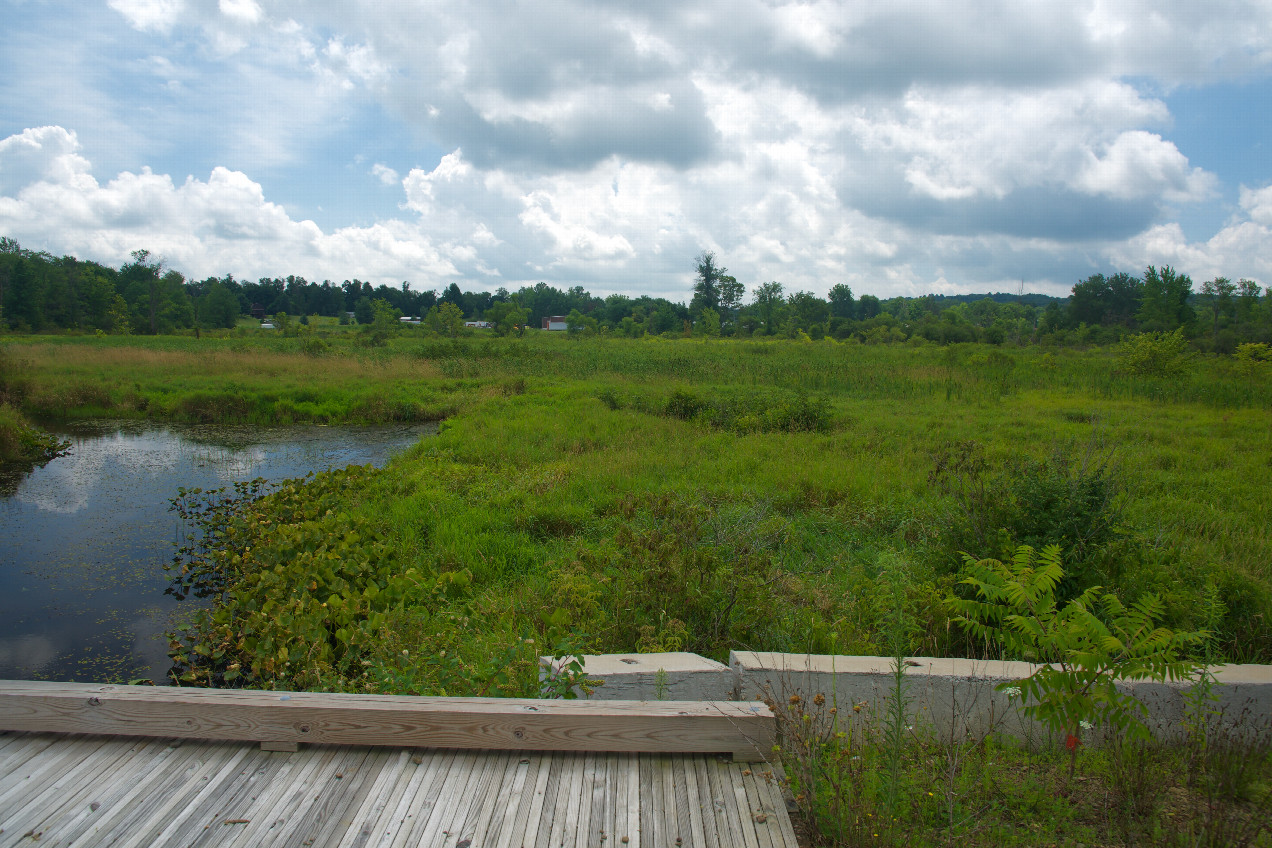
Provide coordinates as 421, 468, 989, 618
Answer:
0, 731, 797, 847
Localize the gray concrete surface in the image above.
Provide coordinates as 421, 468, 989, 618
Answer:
546, 651, 1272, 745
539, 652, 733, 701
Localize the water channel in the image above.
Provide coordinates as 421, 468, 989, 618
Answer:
0, 420, 434, 683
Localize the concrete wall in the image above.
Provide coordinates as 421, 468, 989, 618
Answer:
539, 652, 732, 701
543, 651, 1272, 745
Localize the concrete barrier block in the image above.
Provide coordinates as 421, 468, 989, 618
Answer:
540, 652, 732, 701
732, 652, 1272, 745
731, 652, 1043, 742
1121, 663, 1272, 743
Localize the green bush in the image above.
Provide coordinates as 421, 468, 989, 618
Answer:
929, 440, 1126, 593
1119, 328, 1191, 376
948, 545, 1204, 778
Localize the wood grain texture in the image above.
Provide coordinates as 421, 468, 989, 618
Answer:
0, 732, 798, 848
0, 680, 773, 758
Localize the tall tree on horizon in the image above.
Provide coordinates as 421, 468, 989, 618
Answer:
690, 251, 724, 316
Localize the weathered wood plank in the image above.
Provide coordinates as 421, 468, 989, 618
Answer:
624, 749, 641, 848
291, 747, 387, 848
78, 739, 242, 847
506, 752, 552, 848
113, 742, 260, 848
0, 680, 774, 756
681, 755, 708, 848
458, 749, 514, 847
728, 761, 763, 848
0, 733, 800, 848
533, 751, 567, 848
485, 751, 531, 846
383, 748, 456, 848
17, 735, 164, 846
220, 742, 327, 848
0, 734, 144, 844
345, 749, 414, 848
692, 755, 723, 848
0, 733, 113, 815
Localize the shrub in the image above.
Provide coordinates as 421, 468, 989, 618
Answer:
948, 545, 1204, 779
929, 440, 1125, 592
1119, 328, 1191, 377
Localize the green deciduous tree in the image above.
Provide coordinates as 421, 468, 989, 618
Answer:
697, 307, 720, 338
1199, 277, 1237, 350
752, 281, 784, 335
354, 296, 374, 325
717, 275, 745, 334
425, 301, 464, 337
828, 283, 855, 320
690, 252, 724, 316
1120, 328, 1190, 376
198, 281, 241, 329
1137, 265, 1193, 333
484, 299, 530, 336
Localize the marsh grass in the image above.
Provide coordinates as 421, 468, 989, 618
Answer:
7, 332, 1272, 678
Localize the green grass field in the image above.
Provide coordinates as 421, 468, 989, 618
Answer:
5, 331, 1270, 684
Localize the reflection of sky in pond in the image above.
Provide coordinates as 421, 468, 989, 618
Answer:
0, 421, 434, 683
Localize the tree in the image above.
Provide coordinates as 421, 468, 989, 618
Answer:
362, 298, 401, 346
752, 281, 784, 335
106, 293, 132, 335
697, 307, 721, 338
198, 281, 241, 329
1069, 272, 1142, 329
440, 282, 465, 311
828, 283, 855, 320
118, 251, 191, 334
717, 274, 745, 334
4, 258, 43, 330
565, 308, 597, 337
690, 252, 724, 316
1199, 277, 1237, 344
425, 302, 464, 337
353, 296, 374, 325
857, 293, 881, 320
484, 299, 529, 336
1137, 265, 1193, 332
786, 290, 829, 333
949, 545, 1203, 781
1236, 279, 1262, 326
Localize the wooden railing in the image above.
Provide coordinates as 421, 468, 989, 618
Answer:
0, 680, 775, 761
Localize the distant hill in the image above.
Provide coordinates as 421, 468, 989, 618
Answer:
914, 292, 1067, 308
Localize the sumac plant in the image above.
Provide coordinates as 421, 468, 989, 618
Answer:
947, 544, 1204, 780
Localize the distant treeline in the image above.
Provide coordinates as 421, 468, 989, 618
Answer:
1, 237, 1268, 350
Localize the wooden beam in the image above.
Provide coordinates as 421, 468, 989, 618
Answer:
0, 681, 775, 761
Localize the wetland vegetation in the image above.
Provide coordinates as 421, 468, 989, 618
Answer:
2, 330, 1269, 694
3, 241, 1271, 844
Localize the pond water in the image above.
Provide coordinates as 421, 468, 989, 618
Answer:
0, 420, 434, 684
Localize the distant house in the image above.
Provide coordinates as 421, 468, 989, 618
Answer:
250, 303, 266, 319
542, 315, 568, 331
464, 321, 493, 329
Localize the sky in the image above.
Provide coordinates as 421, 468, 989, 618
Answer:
1, 0, 1270, 302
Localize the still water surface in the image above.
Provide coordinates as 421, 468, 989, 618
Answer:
0, 420, 433, 683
